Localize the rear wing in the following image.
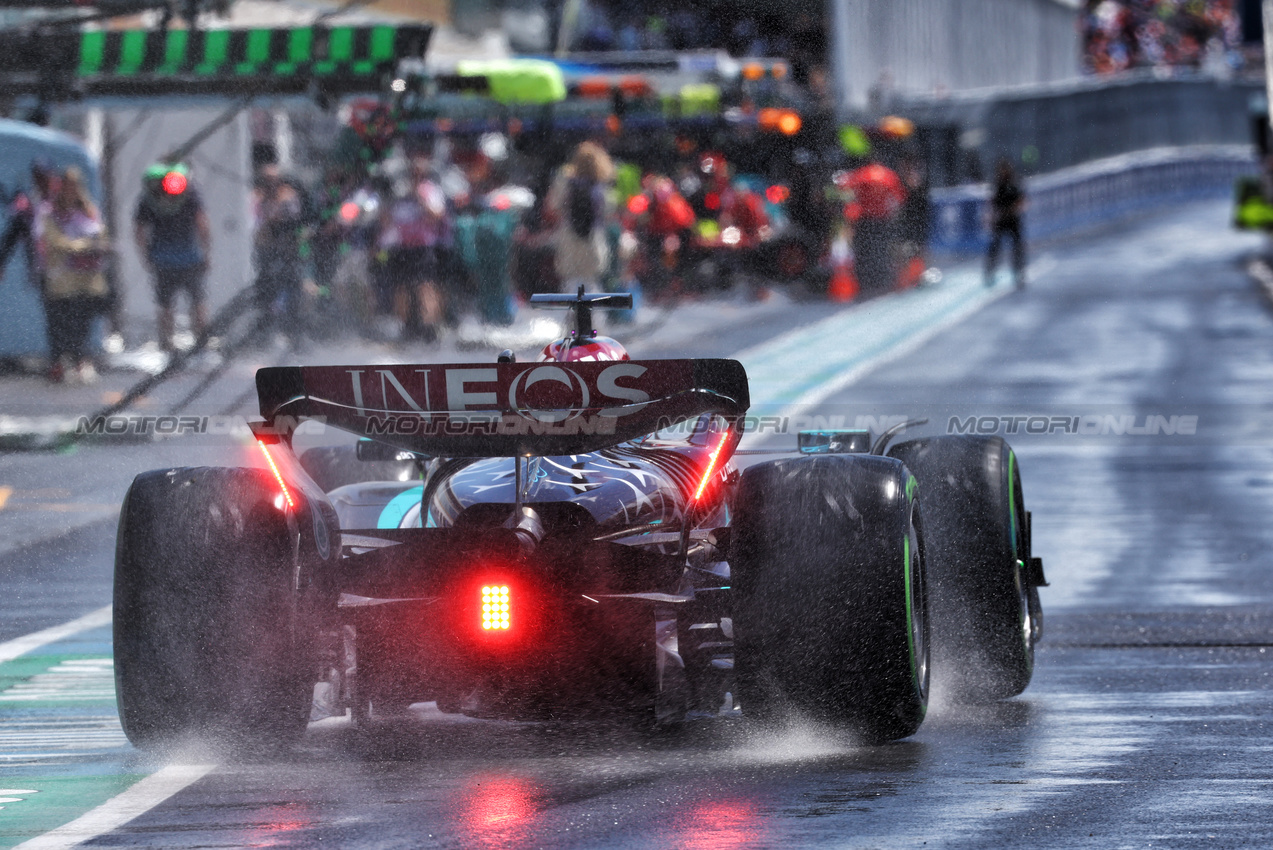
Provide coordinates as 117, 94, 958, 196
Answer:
256, 359, 749, 457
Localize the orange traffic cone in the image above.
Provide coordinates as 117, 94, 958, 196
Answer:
829, 263, 859, 302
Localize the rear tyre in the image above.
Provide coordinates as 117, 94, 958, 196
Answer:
114, 467, 318, 749
733, 454, 928, 742
887, 436, 1037, 701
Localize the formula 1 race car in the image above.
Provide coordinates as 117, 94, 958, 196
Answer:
113, 292, 1045, 748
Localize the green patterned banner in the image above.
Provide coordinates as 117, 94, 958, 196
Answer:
75, 24, 427, 77
0, 24, 430, 97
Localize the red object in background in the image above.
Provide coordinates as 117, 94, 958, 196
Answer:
726, 190, 768, 240
627, 194, 650, 215
699, 152, 726, 176
576, 77, 612, 98
898, 255, 926, 290
646, 178, 695, 235
828, 263, 859, 303
844, 163, 905, 221
776, 111, 802, 136
161, 171, 187, 196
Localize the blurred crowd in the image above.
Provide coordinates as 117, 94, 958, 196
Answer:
0, 111, 938, 383
1081, 0, 1245, 75
235, 121, 933, 350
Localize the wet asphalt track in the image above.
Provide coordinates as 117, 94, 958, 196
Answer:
4, 198, 1273, 847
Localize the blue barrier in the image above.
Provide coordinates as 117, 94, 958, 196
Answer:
929, 145, 1257, 256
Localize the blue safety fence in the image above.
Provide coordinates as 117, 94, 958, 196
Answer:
929, 145, 1257, 256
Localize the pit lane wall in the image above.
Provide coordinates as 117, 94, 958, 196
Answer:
928, 145, 1258, 256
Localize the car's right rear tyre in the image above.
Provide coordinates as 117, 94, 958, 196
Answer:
887, 435, 1038, 702
114, 467, 319, 749
732, 454, 928, 742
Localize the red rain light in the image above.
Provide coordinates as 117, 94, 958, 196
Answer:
481, 585, 510, 630
339, 201, 360, 222
491, 194, 512, 211
627, 194, 649, 215
256, 440, 295, 510
693, 431, 730, 503
765, 184, 790, 204
704, 192, 720, 211
161, 171, 187, 195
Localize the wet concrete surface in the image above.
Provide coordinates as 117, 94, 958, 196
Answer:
68, 640, 1273, 849
4, 198, 1273, 847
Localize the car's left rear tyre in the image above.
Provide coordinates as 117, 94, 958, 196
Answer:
114, 467, 319, 749
732, 454, 929, 742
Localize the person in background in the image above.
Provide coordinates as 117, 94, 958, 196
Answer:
844, 158, 906, 294
252, 162, 308, 346
134, 163, 211, 352
310, 163, 365, 337
985, 157, 1027, 289
631, 173, 695, 302
377, 151, 449, 343
40, 166, 110, 384
548, 141, 613, 293
897, 155, 932, 287
0, 161, 57, 293
710, 159, 770, 296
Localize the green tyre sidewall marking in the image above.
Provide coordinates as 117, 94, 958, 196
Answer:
1008, 450, 1034, 677
903, 474, 927, 718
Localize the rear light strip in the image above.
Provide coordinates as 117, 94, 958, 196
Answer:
692, 431, 730, 503
256, 440, 295, 510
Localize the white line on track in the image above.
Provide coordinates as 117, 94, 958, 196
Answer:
734, 257, 1057, 446
1, 608, 218, 847
783, 279, 1013, 411
0, 606, 113, 665
12, 764, 216, 850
